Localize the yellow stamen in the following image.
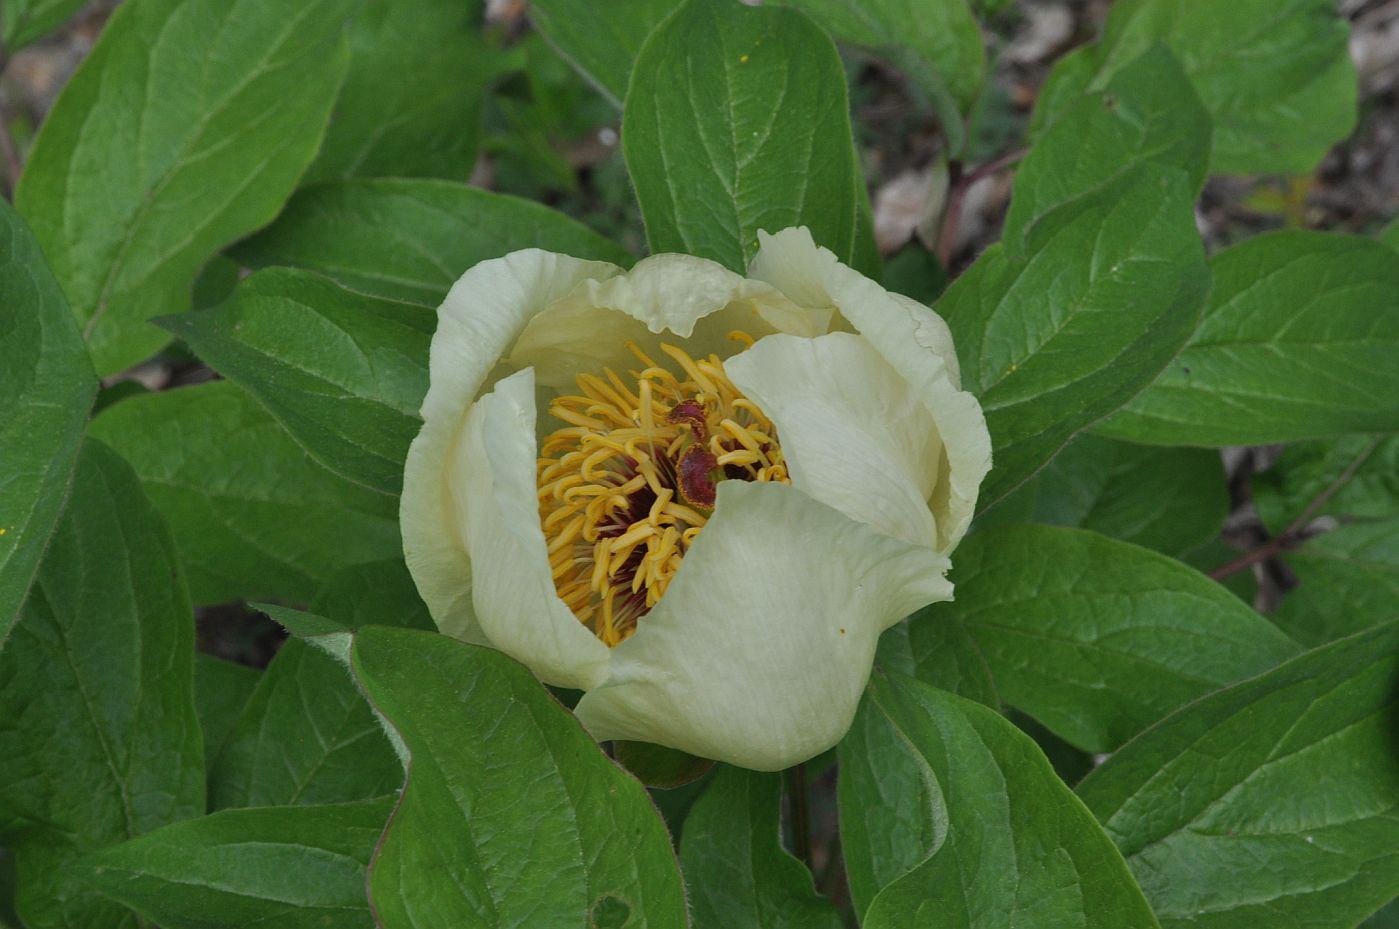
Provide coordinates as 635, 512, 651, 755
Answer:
536, 335, 787, 646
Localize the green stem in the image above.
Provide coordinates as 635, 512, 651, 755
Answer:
785, 762, 813, 871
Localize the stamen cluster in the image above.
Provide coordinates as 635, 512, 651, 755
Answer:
537, 337, 787, 646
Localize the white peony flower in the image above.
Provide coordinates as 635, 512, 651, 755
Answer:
400, 227, 991, 771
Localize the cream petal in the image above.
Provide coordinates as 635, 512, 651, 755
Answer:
401, 250, 620, 649
455, 368, 611, 689
573, 480, 952, 771
750, 227, 991, 551
726, 332, 941, 548
510, 252, 833, 390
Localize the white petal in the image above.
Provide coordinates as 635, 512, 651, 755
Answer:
726, 332, 940, 548
509, 253, 833, 390
750, 227, 991, 551
573, 480, 952, 771
456, 368, 611, 689
401, 250, 620, 649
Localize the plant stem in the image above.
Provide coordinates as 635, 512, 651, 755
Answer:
786, 762, 813, 871
935, 147, 1027, 268
1209, 439, 1380, 581
0, 53, 17, 201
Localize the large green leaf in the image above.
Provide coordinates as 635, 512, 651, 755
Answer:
876, 613, 998, 710
78, 798, 390, 929
350, 626, 688, 928
88, 381, 400, 605
192, 655, 261, 772
979, 433, 1228, 556
936, 165, 1207, 506
1004, 45, 1211, 248
937, 526, 1301, 752
305, 0, 506, 182
1078, 622, 1399, 929
310, 559, 435, 633
837, 688, 946, 919
526, 0, 675, 107
623, 0, 860, 272
0, 200, 95, 647
232, 178, 633, 306
1032, 0, 1355, 175
158, 268, 432, 495
1099, 233, 1399, 446
0, 442, 204, 929
0, 0, 84, 50
771, 0, 983, 130
14, 0, 355, 375
852, 673, 1160, 928
680, 766, 841, 929
209, 639, 402, 810
838, 614, 1002, 916
1381, 218, 1399, 250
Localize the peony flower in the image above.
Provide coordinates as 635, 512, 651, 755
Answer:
401, 227, 991, 771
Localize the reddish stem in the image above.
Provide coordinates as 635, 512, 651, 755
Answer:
1209, 440, 1380, 581
935, 148, 1027, 268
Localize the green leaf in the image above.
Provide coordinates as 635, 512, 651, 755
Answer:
1251, 436, 1399, 537
771, 0, 983, 138
0, 442, 204, 929
193, 655, 261, 772
310, 559, 435, 633
937, 165, 1207, 506
680, 766, 841, 929
1032, 0, 1356, 175
1380, 217, 1399, 250
525, 0, 675, 107
1077, 622, 1399, 929
78, 798, 390, 929
1098, 232, 1399, 446
1004, 45, 1211, 247
232, 178, 633, 306
88, 381, 400, 605
1271, 521, 1399, 649
0, 0, 85, 50
938, 525, 1302, 752
209, 638, 402, 810
350, 626, 688, 928
304, 0, 506, 182
978, 433, 1228, 556
623, 0, 859, 272
876, 613, 999, 710
856, 673, 1160, 928
14, 0, 355, 376
0, 199, 96, 647
158, 268, 432, 495
1365, 898, 1399, 929
613, 741, 714, 790
837, 689, 945, 919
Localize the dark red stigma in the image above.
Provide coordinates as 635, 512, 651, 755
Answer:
676, 446, 720, 509
666, 399, 708, 442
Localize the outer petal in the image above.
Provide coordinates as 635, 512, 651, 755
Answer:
401, 250, 620, 647
454, 368, 611, 689
509, 253, 833, 390
573, 480, 952, 771
726, 332, 941, 548
749, 228, 991, 550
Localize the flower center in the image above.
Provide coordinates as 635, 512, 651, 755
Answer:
537, 335, 788, 647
